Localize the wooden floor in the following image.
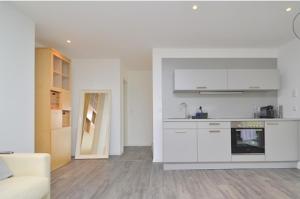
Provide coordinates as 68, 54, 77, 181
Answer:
52, 147, 300, 199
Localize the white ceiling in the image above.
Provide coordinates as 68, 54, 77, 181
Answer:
13, 1, 300, 70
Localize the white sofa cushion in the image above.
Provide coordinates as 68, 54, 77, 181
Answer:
0, 176, 49, 199
0, 158, 13, 181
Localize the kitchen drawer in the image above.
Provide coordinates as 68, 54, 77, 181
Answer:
163, 129, 198, 162
164, 122, 197, 129
198, 122, 230, 129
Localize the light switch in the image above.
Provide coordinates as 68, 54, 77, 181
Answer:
292, 88, 298, 97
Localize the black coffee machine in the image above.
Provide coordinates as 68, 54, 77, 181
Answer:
260, 105, 275, 118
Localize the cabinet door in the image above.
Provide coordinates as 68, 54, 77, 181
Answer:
198, 129, 231, 162
51, 127, 71, 170
163, 129, 197, 162
265, 121, 298, 161
61, 91, 71, 110
51, 110, 62, 129
228, 69, 279, 90
174, 69, 227, 91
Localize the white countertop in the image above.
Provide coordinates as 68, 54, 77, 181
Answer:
164, 118, 300, 122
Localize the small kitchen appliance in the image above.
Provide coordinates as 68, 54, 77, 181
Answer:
259, 105, 275, 118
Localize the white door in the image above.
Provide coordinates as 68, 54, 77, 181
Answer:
125, 71, 153, 146
228, 69, 279, 90
174, 69, 227, 91
198, 129, 231, 162
265, 121, 298, 161
163, 129, 197, 162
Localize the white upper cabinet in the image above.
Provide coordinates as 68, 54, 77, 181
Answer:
174, 69, 227, 91
174, 69, 279, 91
227, 69, 279, 90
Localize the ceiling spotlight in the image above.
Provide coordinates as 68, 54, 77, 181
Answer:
286, 7, 292, 12
192, 5, 198, 11
66, 40, 71, 44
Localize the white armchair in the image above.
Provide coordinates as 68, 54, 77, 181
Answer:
0, 153, 50, 199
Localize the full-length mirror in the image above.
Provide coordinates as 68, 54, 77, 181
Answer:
75, 90, 111, 159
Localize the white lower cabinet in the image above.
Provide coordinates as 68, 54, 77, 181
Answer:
163, 129, 198, 162
265, 121, 298, 161
198, 129, 231, 162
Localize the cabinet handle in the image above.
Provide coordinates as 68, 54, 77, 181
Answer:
175, 131, 186, 134
209, 130, 221, 133
267, 122, 278, 125
209, 122, 220, 126
249, 86, 260, 89
196, 86, 207, 89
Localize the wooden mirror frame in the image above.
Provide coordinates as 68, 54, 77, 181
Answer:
75, 89, 111, 159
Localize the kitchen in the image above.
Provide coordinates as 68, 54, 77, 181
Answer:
154, 54, 300, 170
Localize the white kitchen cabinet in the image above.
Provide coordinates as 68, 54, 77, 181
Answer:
174, 69, 227, 91
228, 69, 279, 90
265, 121, 298, 161
197, 128, 231, 162
163, 129, 198, 162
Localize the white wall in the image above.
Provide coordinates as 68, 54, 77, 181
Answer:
0, 4, 35, 152
278, 39, 300, 118
72, 59, 122, 155
125, 70, 153, 146
162, 58, 277, 119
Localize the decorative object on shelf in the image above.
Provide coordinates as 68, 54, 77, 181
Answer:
293, 12, 300, 40
75, 90, 111, 159
35, 48, 72, 171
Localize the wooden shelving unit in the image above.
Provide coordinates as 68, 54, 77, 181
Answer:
35, 48, 72, 171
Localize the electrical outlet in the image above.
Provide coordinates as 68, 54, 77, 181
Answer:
292, 106, 298, 111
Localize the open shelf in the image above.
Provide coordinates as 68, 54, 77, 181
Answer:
53, 56, 62, 74
62, 76, 69, 90
50, 91, 60, 109
53, 73, 62, 88
62, 61, 70, 77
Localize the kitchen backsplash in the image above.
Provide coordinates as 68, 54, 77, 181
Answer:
162, 58, 278, 119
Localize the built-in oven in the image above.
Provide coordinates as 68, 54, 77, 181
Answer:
231, 121, 265, 154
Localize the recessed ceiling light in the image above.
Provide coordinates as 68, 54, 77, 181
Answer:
286, 7, 292, 12
192, 5, 198, 11
66, 40, 71, 44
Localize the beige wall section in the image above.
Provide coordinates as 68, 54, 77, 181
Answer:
125, 70, 153, 146
72, 59, 122, 155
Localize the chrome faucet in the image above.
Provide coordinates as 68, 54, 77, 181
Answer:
179, 102, 189, 119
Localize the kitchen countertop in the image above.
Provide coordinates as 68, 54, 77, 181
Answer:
164, 118, 300, 122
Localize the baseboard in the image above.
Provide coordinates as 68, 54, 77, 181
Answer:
164, 162, 298, 170
297, 161, 300, 169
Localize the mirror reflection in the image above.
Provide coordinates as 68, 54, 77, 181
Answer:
75, 90, 111, 159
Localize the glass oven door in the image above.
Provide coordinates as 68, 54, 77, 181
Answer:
231, 128, 265, 154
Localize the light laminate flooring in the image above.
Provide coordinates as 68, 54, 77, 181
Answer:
52, 147, 300, 199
